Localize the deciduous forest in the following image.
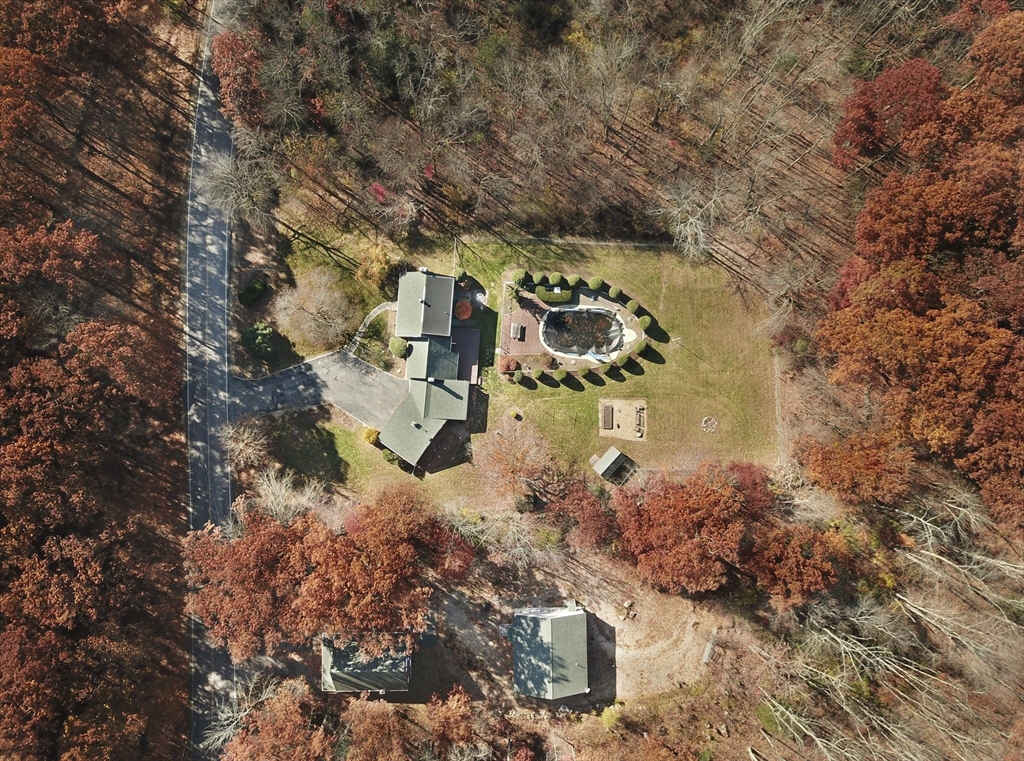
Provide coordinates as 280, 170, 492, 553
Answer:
4, 0, 1024, 759
0, 0, 196, 758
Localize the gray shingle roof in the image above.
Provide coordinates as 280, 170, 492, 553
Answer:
378, 395, 447, 465
406, 337, 460, 381
510, 604, 589, 700
395, 271, 454, 338
410, 379, 470, 420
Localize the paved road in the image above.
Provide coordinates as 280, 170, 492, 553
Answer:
182, 5, 407, 757
184, 0, 235, 757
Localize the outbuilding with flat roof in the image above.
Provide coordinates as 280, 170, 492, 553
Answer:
321, 635, 411, 693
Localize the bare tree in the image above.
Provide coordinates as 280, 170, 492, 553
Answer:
469, 416, 555, 504
652, 178, 725, 263
201, 150, 281, 230
219, 416, 270, 472
271, 266, 355, 351
253, 468, 329, 525
200, 674, 280, 751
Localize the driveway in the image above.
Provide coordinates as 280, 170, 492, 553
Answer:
230, 351, 407, 430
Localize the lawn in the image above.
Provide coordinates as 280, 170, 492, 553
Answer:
413, 240, 778, 472
265, 237, 777, 489
267, 408, 416, 492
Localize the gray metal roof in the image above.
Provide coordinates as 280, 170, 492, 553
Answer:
592, 446, 628, 479
410, 378, 470, 421
395, 271, 454, 338
378, 394, 448, 465
406, 337, 459, 381
321, 635, 410, 693
510, 604, 589, 700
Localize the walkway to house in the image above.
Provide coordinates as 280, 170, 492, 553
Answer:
346, 300, 398, 353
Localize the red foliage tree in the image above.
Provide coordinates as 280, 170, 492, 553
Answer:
832, 59, 947, 169
827, 256, 878, 312
615, 463, 756, 593
546, 481, 615, 548
748, 525, 841, 608
212, 30, 267, 128
726, 462, 776, 514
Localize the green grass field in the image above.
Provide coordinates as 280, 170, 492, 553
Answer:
419, 240, 779, 471
268, 237, 777, 491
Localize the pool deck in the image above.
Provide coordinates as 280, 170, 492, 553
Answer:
499, 287, 640, 372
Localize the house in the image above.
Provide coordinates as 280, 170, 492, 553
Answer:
591, 445, 631, 482
509, 600, 589, 700
379, 270, 480, 467
321, 635, 411, 693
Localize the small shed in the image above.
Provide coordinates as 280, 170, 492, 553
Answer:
321, 635, 411, 693
591, 445, 629, 482
509, 601, 589, 700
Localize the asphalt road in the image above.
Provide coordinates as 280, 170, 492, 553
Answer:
182, 4, 407, 757
184, 0, 235, 757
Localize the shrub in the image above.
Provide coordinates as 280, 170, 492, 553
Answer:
362, 428, 380, 445
497, 354, 519, 373
238, 277, 267, 306
531, 368, 544, 380
626, 299, 639, 314
600, 706, 621, 731
608, 285, 622, 300
553, 369, 568, 382
638, 315, 652, 330
509, 268, 527, 286
536, 286, 572, 304
587, 276, 604, 291
534, 272, 546, 285
566, 274, 581, 286
454, 267, 467, 282
597, 363, 611, 375
389, 336, 408, 358
383, 448, 402, 466
634, 339, 648, 355
513, 369, 524, 384
615, 354, 630, 367
242, 322, 274, 358
548, 272, 563, 285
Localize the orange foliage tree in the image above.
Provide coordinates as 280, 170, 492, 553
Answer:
221, 681, 335, 761
615, 463, 760, 593
342, 698, 412, 761
748, 525, 842, 608
186, 484, 454, 660
800, 432, 915, 506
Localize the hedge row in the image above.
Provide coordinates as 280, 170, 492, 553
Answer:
536, 286, 573, 304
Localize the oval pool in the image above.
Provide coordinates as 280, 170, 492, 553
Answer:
539, 307, 625, 358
